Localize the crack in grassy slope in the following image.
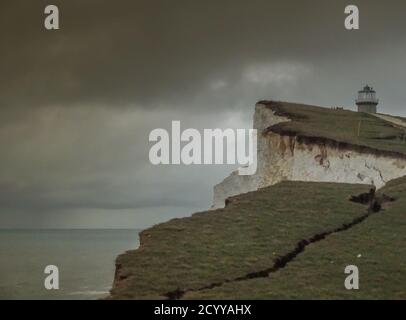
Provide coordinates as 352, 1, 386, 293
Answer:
165, 188, 394, 300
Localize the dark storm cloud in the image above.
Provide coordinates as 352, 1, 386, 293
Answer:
1, 0, 406, 110
1, 0, 406, 227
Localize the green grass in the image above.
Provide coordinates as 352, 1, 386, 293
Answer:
183, 177, 406, 300
110, 181, 372, 299
262, 101, 406, 156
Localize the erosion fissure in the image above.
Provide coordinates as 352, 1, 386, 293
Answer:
165, 188, 391, 300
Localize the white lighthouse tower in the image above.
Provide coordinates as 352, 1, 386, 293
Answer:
356, 85, 379, 113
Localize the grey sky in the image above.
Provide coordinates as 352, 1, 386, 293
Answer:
1, 0, 406, 228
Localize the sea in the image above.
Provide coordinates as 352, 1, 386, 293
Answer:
0, 229, 140, 300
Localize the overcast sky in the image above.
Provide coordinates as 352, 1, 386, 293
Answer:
1, 0, 406, 228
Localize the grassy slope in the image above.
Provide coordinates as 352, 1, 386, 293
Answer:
185, 177, 406, 300
262, 101, 406, 156
111, 182, 371, 299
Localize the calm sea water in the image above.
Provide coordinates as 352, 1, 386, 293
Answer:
0, 229, 140, 300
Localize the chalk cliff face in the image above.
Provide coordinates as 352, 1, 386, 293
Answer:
213, 103, 406, 208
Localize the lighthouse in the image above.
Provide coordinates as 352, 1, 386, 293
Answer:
356, 85, 379, 113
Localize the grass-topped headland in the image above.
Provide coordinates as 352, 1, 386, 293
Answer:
110, 181, 380, 299
259, 101, 406, 158
109, 101, 406, 300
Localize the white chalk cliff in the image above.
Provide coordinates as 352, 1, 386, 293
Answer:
213, 102, 406, 208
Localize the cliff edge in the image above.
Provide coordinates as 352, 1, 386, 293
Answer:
213, 101, 406, 208
109, 101, 406, 300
